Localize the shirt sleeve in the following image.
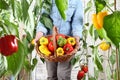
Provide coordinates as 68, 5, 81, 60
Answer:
72, 0, 83, 39
36, 22, 48, 35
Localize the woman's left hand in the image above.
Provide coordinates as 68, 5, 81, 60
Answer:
74, 36, 80, 50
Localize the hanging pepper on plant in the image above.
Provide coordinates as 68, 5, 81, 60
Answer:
0, 35, 18, 56
56, 47, 64, 56
99, 41, 110, 51
63, 43, 73, 54
92, 11, 108, 29
67, 37, 76, 46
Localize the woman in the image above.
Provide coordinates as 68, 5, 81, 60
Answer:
35, 0, 83, 80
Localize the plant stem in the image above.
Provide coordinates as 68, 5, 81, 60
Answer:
116, 48, 119, 80
108, 48, 113, 79
114, 0, 116, 10
106, 5, 114, 13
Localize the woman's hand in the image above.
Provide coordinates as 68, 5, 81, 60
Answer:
34, 31, 43, 45
74, 36, 80, 50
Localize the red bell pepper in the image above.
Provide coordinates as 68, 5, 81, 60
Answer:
0, 35, 18, 56
48, 42, 54, 52
63, 43, 73, 54
47, 36, 53, 43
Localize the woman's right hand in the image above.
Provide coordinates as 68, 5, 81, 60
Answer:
34, 31, 43, 45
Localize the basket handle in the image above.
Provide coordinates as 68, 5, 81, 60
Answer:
52, 26, 58, 58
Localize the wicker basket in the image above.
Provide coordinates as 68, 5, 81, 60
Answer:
35, 26, 79, 62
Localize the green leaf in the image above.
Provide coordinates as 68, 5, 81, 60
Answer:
0, 21, 8, 35
89, 24, 94, 37
42, 0, 52, 14
109, 52, 116, 65
24, 58, 37, 72
4, 20, 19, 37
82, 29, 88, 40
89, 77, 96, 80
71, 55, 80, 66
21, 0, 29, 22
119, 44, 120, 67
94, 30, 99, 41
40, 58, 45, 63
55, 0, 68, 20
94, 47, 103, 71
22, 37, 29, 55
95, 53, 103, 71
96, 28, 112, 42
6, 41, 24, 77
24, 59, 32, 72
103, 11, 120, 47
82, 40, 87, 49
40, 13, 53, 30
31, 58, 38, 70
94, 0, 106, 13
0, 0, 9, 10
9, 0, 15, 17
85, 1, 92, 13
0, 54, 7, 78
14, 1, 22, 21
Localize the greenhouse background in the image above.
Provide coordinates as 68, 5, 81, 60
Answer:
0, 0, 120, 80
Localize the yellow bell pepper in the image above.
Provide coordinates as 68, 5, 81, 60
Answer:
67, 37, 76, 46
99, 41, 110, 51
92, 14, 101, 29
92, 11, 108, 29
97, 11, 108, 28
39, 37, 48, 45
56, 47, 64, 56
39, 45, 51, 56
31, 39, 35, 45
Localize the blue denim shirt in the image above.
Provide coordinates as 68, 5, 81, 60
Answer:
36, 0, 83, 38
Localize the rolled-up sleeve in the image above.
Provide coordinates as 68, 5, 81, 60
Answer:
72, 0, 83, 38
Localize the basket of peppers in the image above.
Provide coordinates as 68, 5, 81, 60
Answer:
35, 26, 79, 62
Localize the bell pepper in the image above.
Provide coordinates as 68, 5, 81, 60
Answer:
97, 11, 108, 28
39, 45, 51, 56
56, 34, 66, 40
0, 35, 18, 56
99, 41, 110, 51
47, 36, 53, 42
92, 11, 108, 29
56, 47, 64, 56
48, 42, 54, 52
67, 37, 76, 46
63, 43, 73, 54
31, 39, 35, 45
57, 37, 67, 47
92, 14, 101, 29
39, 37, 48, 45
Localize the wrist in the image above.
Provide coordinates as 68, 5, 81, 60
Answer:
74, 36, 80, 41
35, 31, 43, 42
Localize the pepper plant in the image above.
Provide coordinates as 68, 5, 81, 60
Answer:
82, 0, 120, 80
0, 0, 68, 79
